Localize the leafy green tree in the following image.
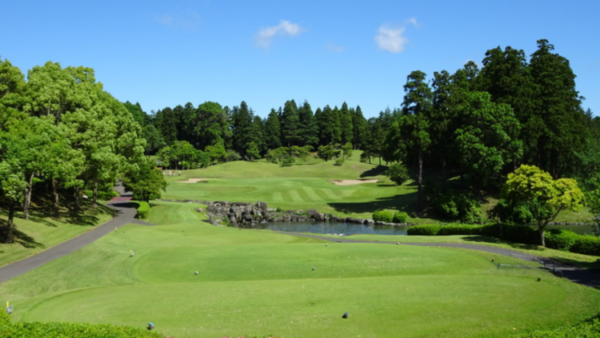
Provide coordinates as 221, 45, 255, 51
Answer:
401, 70, 433, 212
0, 56, 27, 126
194, 101, 230, 150
386, 163, 410, 185
142, 125, 166, 155
205, 142, 227, 163
0, 159, 27, 243
452, 91, 522, 187
500, 165, 584, 246
122, 158, 167, 202
123, 101, 147, 127
246, 142, 260, 161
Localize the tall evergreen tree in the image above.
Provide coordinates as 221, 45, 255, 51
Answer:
352, 106, 367, 150
339, 102, 353, 145
297, 101, 319, 147
264, 108, 282, 150
281, 100, 300, 146
401, 70, 433, 212
529, 39, 586, 177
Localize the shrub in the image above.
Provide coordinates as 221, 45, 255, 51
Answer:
489, 198, 534, 225
571, 235, 600, 256
545, 229, 579, 251
0, 310, 162, 338
136, 201, 150, 219
437, 224, 480, 235
386, 163, 409, 185
407, 224, 441, 236
434, 191, 481, 223
334, 158, 345, 166
84, 189, 119, 201
226, 150, 242, 162
393, 211, 409, 223
373, 210, 394, 222
280, 157, 295, 167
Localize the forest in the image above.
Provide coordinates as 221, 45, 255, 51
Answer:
1, 39, 599, 243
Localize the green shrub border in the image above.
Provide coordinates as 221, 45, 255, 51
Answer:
136, 201, 150, 220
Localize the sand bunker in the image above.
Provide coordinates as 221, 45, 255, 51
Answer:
177, 178, 217, 183
330, 179, 379, 186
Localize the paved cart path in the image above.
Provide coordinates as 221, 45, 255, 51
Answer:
0, 185, 153, 284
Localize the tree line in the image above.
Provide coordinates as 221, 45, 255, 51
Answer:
0, 58, 161, 243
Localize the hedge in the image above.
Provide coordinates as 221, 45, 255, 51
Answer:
571, 235, 600, 256
515, 313, 600, 337
136, 201, 150, 219
407, 224, 441, 236
393, 211, 408, 223
0, 311, 163, 338
372, 210, 394, 223
545, 229, 579, 251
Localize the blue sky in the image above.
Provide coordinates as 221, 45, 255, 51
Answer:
1, 0, 598, 118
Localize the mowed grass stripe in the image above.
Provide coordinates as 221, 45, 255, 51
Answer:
272, 192, 283, 202
301, 186, 322, 202
287, 189, 303, 202
321, 188, 339, 200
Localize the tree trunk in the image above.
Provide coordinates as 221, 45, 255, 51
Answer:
52, 179, 60, 218
6, 204, 15, 243
417, 149, 423, 213
92, 177, 98, 210
74, 186, 80, 214
539, 227, 545, 247
23, 172, 34, 220
550, 150, 558, 179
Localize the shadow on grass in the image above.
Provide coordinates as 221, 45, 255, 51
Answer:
0, 220, 44, 249
360, 165, 387, 178
328, 192, 417, 214
551, 256, 600, 271
461, 235, 543, 251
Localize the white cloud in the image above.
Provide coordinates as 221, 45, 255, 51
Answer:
375, 18, 419, 53
325, 42, 344, 53
255, 20, 304, 48
375, 26, 409, 53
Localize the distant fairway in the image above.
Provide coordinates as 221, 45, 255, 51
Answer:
2, 201, 600, 338
163, 156, 419, 219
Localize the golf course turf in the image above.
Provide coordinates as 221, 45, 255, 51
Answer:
2, 158, 600, 337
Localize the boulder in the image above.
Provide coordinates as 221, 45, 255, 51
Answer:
274, 217, 284, 222
298, 216, 307, 222
308, 209, 323, 221
366, 219, 375, 225
283, 215, 292, 222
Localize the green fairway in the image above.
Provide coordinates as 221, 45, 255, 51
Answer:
2, 201, 600, 338
162, 155, 423, 220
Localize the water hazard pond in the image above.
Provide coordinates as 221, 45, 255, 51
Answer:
239, 222, 598, 237
239, 222, 409, 236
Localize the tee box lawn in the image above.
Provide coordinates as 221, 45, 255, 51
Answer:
1, 201, 600, 338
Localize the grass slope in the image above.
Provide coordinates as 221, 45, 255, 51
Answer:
1, 201, 599, 338
163, 155, 422, 220
0, 203, 113, 267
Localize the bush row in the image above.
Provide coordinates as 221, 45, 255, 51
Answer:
407, 224, 600, 256
515, 313, 600, 337
136, 201, 150, 219
0, 311, 162, 338
372, 211, 409, 223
